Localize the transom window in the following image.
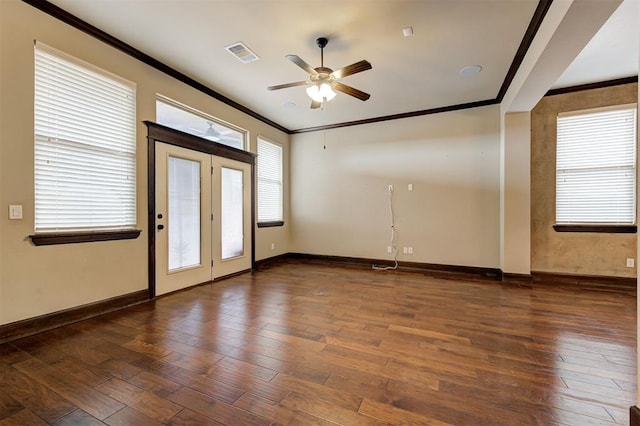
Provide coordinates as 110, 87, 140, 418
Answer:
156, 96, 246, 150
556, 104, 637, 225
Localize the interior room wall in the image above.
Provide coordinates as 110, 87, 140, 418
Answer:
290, 105, 501, 269
0, 0, 290, 325
531, 83, 638, 277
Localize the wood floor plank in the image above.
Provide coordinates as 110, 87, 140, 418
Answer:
233, 393, 335, 425
168, 387, 270, 426
0, 260, 635, 425
0, 408, 48, 426
52, 408, 105, 426
95, 378, 183, 423
103, 406, 165, 426
0, 362, 76, 423
358, 398, 453, 426
165, 408, 224, 426
13, 358, 124, 420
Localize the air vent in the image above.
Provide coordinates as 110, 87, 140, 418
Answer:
225, 42, 259, 64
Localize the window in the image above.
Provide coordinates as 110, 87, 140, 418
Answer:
257, 138, 283, 225
555, 105, 637, 229
156, 97, 246, 150
34, 43, 137, 236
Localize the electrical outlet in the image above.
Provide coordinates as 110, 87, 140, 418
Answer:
408, 183, 413, 191
407, 247, 413, 255
626, 258, 634, 268
403, 247, 408, 254
271, 243, 275, 250
388, 184, 393, 192
387, 246, 392, 253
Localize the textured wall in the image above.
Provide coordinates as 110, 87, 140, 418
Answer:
531, 83, 638, 277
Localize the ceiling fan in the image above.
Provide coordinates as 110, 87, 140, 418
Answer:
267, 37, 372, 109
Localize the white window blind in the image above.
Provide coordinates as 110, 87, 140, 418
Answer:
35, 43, 137, 232
556, 105, 637, 224
257, 138, 283, 222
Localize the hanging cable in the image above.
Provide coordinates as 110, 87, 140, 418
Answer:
373, 185, 399, 271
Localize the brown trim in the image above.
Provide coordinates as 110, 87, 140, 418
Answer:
29, 229, 141, 246
290, 99, 498, 134
254, 253, 290, 269
545, 76, 638, 97
532, 271, 636, 290
502, 273, 533, 285
146, 123, 257, 296
213, 269, 252, 282
496, 0, 554, 102
147, 133, 157, 299
0, 289, 149, 343
251, 162, 256, 270
257, 221, 285, 228
630, 405, 640, 426
553, 224, 637, 234
287, 252, 503, 281
22, 0, 290, 135
23, 0, 557, 134
145, 122, 256, 164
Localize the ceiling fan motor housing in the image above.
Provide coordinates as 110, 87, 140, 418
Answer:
316, 37, 329, 49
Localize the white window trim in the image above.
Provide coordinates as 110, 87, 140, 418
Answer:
555, 103, 637, 227
34, 42, 137, 236
257, 136, 284, 225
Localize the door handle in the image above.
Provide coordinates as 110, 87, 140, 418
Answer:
157, 224, 164, 230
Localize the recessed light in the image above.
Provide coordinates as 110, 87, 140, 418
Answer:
402, 26, 413, 37
283, 101, 296, 109
459, 65, 482, 77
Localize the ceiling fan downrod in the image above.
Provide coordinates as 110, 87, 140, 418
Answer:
316, 37, 328, 68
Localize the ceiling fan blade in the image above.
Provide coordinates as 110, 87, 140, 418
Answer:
267, 81, 309, 91
333, 82, 370, 101
286, 55, 319, 75
331, 60, 372, 79
310, 100, 322, 109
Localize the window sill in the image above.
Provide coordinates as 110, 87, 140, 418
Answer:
553, 224, 637, 234
257, 221, 284, 228
29, 229, 142, 246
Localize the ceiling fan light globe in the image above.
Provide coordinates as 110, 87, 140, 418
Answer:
306, 83, 336, 103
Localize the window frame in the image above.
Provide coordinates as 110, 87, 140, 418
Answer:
30, 42, 140, 245
256, 137, 284, 227
156, 95, 248, 151
554, 103, 637, 234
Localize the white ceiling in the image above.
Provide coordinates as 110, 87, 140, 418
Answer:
47, 0, 638, 132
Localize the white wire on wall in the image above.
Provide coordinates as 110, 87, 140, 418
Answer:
373, 185, 399, 271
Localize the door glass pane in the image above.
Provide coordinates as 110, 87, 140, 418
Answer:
221, 167, 243, 259
168, 156, 201, 270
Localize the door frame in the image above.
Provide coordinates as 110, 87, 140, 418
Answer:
145, 121, 256, 298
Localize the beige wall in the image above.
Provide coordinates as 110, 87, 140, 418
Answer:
531, 83, 638, 277
0, 0, 290, 325
501, 112, 531, 275
290, 105, 502, 268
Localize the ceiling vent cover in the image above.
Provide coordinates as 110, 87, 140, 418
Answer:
225, 42, 259, 63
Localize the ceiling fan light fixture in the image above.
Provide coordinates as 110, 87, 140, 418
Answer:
306, 82, 336, 103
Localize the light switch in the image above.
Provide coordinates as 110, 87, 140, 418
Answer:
9, 205, 23, 220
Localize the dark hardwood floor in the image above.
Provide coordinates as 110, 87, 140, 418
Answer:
0, 260, 636, 425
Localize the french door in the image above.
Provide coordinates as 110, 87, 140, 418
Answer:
154, 141, 252, 296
